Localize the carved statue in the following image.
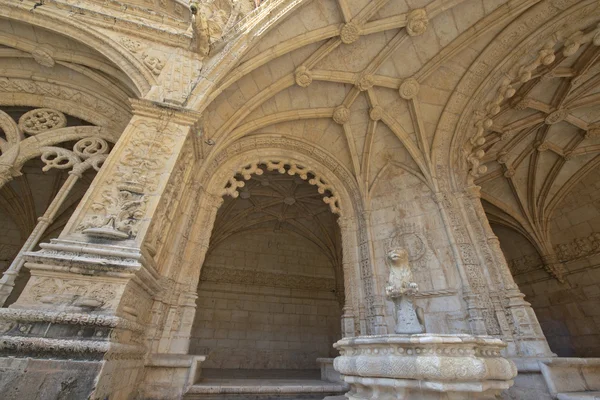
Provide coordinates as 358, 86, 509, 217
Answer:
385, 248, 425, 334
190, 0, 258, 56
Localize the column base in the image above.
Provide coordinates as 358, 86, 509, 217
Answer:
334, 334, 517, 400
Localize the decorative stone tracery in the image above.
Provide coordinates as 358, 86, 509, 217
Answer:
220, 159, 343, 215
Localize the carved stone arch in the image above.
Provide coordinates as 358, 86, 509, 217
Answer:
433, 0, 598, 191
0, 80, 132, 130
0, 6, 154, 96
0, 126, 117, 189
164, 135, 385, 352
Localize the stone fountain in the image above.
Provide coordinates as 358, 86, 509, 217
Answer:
333, 248, 517, 400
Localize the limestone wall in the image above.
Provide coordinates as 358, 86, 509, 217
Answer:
189, 230, 341, 370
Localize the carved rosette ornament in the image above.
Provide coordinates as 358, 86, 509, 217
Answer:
294, 66, 313, 87
356, 74, 374, 91
340, 22, 360, 44
406, 8, 428, 37
545, 109, 568, 125
399, 77, 420, 100
18, 108, 67, 136
369, 106, 383, 121
333, 105, 350, 125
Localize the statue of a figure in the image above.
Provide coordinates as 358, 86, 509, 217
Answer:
190, 0, 258, 56
385, 248, 425, 334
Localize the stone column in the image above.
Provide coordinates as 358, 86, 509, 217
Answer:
337, 216, 359, 338
0, 100, 200, 400
462, 186, 553, 357
431, 190, 489, 336
146, 188, 223, 356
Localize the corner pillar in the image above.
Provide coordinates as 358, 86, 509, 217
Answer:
0, 100, 200, 400
462, 186, 553, 357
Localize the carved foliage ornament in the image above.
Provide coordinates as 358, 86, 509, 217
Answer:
221, 160, 342, 215
79, 122, 177, 240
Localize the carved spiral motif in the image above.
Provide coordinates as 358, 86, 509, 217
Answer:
295, 66, 313, 87
40, 148, 79, 172
74, 138, 110, 159
333, 105, 350, 124
399, 78, 420, 100
340, 22, 360, 44
18, 108, 67, 135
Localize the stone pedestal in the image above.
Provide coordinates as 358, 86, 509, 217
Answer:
333, 334, 517, 400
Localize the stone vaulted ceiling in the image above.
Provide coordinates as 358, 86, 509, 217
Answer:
198, 0, 600, 212
475, 19, 600, 280
210, 168, 341, 268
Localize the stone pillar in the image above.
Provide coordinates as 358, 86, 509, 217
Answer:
431, 190, 489, 336
337, 216, 359, 338
462, 186, 553, 357
0, 100, 200, 400
360, 210, 388, 335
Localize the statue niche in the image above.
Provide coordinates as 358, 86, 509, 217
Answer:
385, 247, 425, 334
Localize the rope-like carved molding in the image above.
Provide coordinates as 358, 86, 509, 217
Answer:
220, 160, 342, 215
0, 336, 145, 359
466, 23, 600, 178
201, 265, 336, 291
0, 309, 145, 333
414, 289, 458, 298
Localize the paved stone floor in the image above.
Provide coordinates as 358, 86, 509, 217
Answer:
185, 369, 347, 399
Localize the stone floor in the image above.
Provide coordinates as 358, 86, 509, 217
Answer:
185, 369, 347, 400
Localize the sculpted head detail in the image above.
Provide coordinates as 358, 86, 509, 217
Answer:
387, 247, 409, 266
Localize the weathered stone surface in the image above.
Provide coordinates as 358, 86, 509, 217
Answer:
0, 0, 599, 399
0, 357, 101, 400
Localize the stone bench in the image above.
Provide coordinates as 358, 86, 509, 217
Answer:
317, 357, 343, 383
557, 391, 600, 400
142, 354, 207, 399
539, 358, 600, 399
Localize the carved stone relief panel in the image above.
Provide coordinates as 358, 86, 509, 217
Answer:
76, 118, 186, 241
